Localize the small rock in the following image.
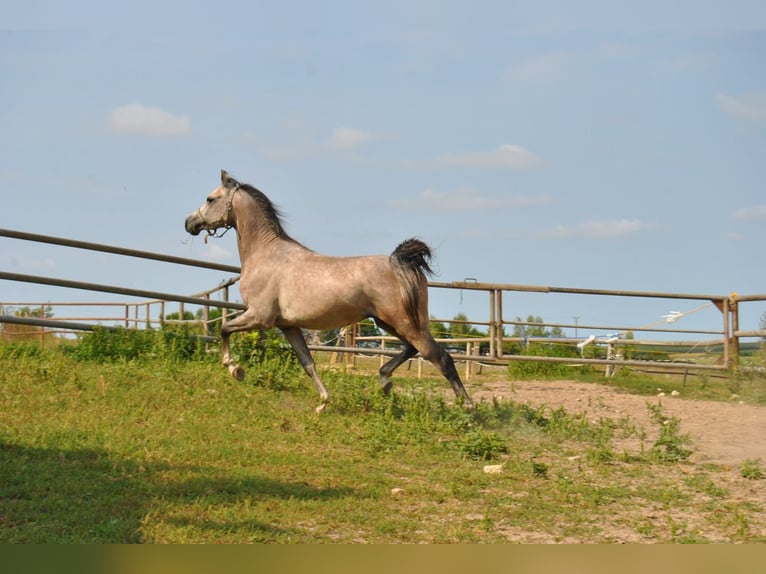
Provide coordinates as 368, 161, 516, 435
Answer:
483, 464, 504, 474
657, 392, 666, 397
390, 488, 405, 496
671, 390, 680, 397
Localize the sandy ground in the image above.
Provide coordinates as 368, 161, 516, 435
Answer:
474, 379, 766, 466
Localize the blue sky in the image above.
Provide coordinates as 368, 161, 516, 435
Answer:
2, 1, 765, 340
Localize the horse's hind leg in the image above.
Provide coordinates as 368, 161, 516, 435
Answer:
373, 318, 417, 395
280, 327, 330, 413
413, 332, 474, 409
379, 343, 418, 395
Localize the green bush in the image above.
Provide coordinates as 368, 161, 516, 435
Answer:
455, 428, 509, 460
228, 329, 302, 389
647, 403, 692, 462
65, 325, 205, 362
508, 343, 594, 379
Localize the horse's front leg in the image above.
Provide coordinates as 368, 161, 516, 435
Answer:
220, 308, 264, 381
220, 327, 245, 381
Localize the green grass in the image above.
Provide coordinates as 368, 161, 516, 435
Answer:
1, 340, 764, 543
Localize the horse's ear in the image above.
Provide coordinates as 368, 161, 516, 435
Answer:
221, 169, 229, 185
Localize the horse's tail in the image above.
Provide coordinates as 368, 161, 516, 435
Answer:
390, 238, 434, 330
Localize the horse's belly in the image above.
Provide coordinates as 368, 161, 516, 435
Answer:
277, 298, 368, 330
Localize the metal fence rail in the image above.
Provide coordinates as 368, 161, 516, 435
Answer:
3, 227, 765, 375
0, 228, 240, 273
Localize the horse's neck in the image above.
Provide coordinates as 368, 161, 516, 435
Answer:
235, 216, 305, 265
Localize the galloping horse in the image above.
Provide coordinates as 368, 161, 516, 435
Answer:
185, 170, 474, 412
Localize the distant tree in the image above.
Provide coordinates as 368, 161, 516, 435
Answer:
164, 311, 195, 321
358, 318, 381, 338
512, 315, 563, 338
506, 315, 567, 356
15, 306, 53, 319
429, 316, 449, 339
448, 312, 484, 339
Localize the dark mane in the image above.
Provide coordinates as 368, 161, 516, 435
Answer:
238, 182, 296, 242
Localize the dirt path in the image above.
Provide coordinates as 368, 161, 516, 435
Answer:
474, 380, 766, 466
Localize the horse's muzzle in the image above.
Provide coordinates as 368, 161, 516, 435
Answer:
185, 214, 203, 236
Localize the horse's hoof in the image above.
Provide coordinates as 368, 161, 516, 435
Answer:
229, 365, 245, 381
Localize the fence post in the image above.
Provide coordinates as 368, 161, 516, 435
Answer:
489, 289, 496, 359
722, 298, 730, 368
465, 341, 472, 380
223, 285, 229, 326
39, 305, 45, 348
203, 295, 210, 337
496, 289, 504, 358
730, 294, 739, 367
379, 338, 386, 368
346, 324, 355, 369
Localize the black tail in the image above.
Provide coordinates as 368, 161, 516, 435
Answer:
390, 238, 433, 330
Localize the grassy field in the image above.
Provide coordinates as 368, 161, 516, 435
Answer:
1, 337, 765, 543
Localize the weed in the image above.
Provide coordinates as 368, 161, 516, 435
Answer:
646, 403, 692, 462
741, 459, 765, 480
455, 429, 508, 461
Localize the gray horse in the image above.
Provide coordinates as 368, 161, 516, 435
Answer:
185, 170, 473, 412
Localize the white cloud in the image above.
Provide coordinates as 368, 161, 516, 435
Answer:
327, 127, 375, 150
715, 90, 766, 125
540, 219, 657, 239
418, 144, 543, 170
390, 187, 550, 211
733, 204, 766, 220
108, 103, 191, 137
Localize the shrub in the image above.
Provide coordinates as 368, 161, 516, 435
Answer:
647, 403, 692, 462
455, 428, 509, 460
508, 343, 594, 379
66, 325, 205, 362
229, 329, 301, 389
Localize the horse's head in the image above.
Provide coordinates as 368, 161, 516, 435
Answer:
185, 170, 240, 236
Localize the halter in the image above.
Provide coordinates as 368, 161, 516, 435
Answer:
199, 184, 239, 242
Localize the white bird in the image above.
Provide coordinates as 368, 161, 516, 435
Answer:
662, 311, 683, 324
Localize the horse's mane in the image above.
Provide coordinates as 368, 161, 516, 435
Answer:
237, 182, 296, 242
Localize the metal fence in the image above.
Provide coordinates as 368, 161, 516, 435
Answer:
2, 227, 765, 377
